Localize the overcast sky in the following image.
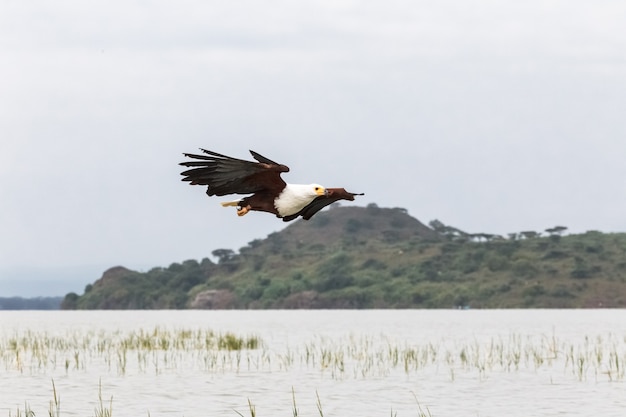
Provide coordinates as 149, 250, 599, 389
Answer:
2, 1, 625, 296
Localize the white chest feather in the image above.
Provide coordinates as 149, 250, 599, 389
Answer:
274, 184, 320, 217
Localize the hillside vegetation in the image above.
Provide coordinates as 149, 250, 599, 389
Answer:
62, 204, 626, 309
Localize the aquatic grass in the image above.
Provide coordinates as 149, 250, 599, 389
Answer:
291, 387, 299, 417
278, 331, 626, 382
6, 335, 626, 417
8, 404, 35, 417
315, 391, 324, 417
7, 381, 113, 417
234, 398, 256, 417
1, 327, 262, 376
3, 328, 625, 381
49, 379, 60, 417
232, 390, 435, 417
94, 379, 113, 417
233, 390, 326, 417
8, 386, 435, 417
4, 327, 626, 416
411, 392, 432, 417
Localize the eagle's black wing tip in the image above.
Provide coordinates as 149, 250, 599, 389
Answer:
249, 150, 287, 168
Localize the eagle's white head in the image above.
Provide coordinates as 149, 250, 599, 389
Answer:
274, 183, 327, 217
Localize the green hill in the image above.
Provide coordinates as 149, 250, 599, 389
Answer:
61, 204, 626, 309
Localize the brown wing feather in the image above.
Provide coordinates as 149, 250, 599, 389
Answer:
281, 188, 364, 222
180, 149, 289, 196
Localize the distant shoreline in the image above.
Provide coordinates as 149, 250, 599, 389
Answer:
0, 296, 63, 310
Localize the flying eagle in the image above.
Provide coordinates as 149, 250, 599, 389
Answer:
180, 149, 363, 221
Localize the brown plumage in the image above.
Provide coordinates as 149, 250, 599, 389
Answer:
180, 149, 363, 221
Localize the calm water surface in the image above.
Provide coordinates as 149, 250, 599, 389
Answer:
1, 310, 625, 416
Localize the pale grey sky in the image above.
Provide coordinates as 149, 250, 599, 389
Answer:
2, 1, 625, 296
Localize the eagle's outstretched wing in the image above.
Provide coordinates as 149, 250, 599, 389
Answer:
180, 149, 289, 196
282, 188, 365, 222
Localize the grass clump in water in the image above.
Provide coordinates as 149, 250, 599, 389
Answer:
219, 332, 260, 350
0, 327, 262, 376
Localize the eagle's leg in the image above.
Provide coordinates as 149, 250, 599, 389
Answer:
220, 200, 249, 216
237, 205, 251, 216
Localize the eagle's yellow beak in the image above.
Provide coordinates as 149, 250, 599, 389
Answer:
314, 186, 327, 196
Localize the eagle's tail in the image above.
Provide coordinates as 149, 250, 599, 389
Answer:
220, 200, 240, 207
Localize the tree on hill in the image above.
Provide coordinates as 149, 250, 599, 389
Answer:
520, 231, 541, 239
212, 249, 235, 263
546, 226, 568, 236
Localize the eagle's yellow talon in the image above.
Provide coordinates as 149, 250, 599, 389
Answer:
237, 205, 251, 216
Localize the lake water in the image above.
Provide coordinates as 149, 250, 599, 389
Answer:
1, 310, 625, 416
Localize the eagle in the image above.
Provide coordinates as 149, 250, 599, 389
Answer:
180, 149, 363, 221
